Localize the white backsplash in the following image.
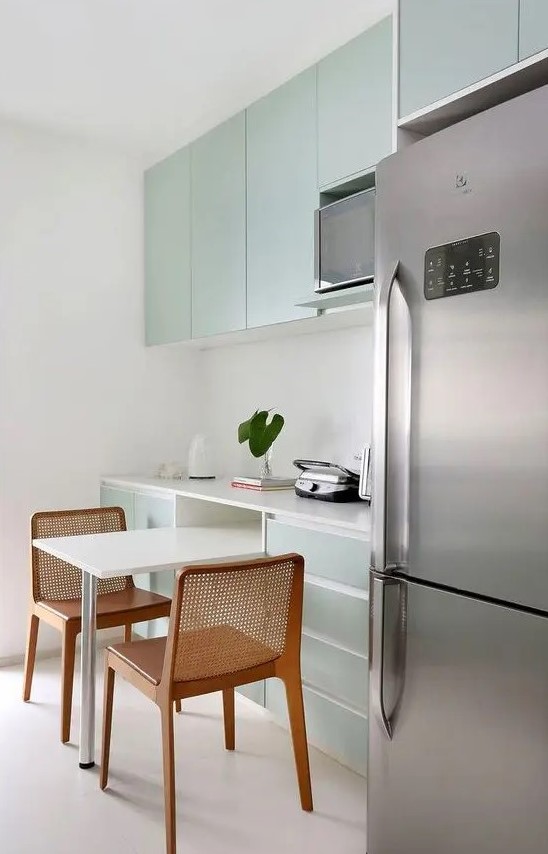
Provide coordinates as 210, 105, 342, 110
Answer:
198, 324, 373, 479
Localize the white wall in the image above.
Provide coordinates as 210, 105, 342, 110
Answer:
0, 122, 199, 660
199, 325, 373, 479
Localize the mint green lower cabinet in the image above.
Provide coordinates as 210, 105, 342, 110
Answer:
266, 519, 369, 770
144, 147, 191, 345
317, 16, 393, 187
246, 69, 317, 326
301, 633, 367, 712
266, 679, 367, 775
399, 0, 518, 118
134, 492, 175, 530
191, 113, 246, 337
267, 519, 369, 590
519, 0, 548, 59
267, 520, 369, 654
100, 486, 135, 530
303, 581, 368, 656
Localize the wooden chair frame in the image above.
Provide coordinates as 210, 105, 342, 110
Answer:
23, 507, 172, 743
100, 553, 313, 854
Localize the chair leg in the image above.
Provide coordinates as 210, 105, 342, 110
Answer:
22, 613, 40, 702
174, 699, 182, 713
61, 625, 77, 744
160, 702, 177, 854
222, 688, 235, 751
100, 660, 115, 791
283, 673, 313, 812
124, 624, 132, 643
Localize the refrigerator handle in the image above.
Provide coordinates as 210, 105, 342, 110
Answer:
371, 260, 400, 574
370, 572, 407, 741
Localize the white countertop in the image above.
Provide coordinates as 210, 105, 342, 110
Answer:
33, 524, 264, 579
101, 475, 371, 536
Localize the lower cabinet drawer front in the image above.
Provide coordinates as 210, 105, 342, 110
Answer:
266, 678, 367, 775
100, 486, 135, 530
267, 519, 369, 590
304, 582, 368, 657
236, 681, 265, 706
301, 633, 367, 712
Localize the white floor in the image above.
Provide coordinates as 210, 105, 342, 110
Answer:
0, 657, 366, 853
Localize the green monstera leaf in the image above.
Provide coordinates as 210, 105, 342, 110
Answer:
237, 409, 285, 458
248, 410, 285, 457
238, 410, 258, 444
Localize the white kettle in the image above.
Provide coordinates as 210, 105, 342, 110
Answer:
188, 434, 216, 480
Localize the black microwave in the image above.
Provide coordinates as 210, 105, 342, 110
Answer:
314, 187, 375, 293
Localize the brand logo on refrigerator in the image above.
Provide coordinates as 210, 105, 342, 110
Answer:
455, 173, 472, 194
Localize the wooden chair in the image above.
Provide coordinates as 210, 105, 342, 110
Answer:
23, 506, 173, 743
100, 552, 313, 854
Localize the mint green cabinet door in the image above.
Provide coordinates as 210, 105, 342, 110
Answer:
519, 0, 548, 59
100, 486, 135, 530
399, 0, 518, 118
144, 147, 191, 344
191, 113, 246, 337
317, 16, 393, 188
133, 492, 175, 530
246, 70, 317, 326
267, 519, 369, 589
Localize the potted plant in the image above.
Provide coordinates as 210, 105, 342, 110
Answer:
238, 409, 285, 479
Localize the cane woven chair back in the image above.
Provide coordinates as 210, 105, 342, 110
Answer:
168, 554, 304, 684
31, 507, 131, 602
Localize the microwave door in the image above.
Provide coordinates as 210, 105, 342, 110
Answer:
315, 188, 375, 293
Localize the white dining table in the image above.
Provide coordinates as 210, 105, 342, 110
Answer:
32, 524, 264, 768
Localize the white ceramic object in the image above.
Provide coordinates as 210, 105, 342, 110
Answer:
157, 462, 184, 479
188, 433, 215, 479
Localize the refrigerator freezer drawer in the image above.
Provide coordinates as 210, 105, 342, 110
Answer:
368, 577, 548, 854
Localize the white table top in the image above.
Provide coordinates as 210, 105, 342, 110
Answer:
32, 524, 264, 579
102, 475, 371, 536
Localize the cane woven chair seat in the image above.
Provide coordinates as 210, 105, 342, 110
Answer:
109, 624, 279, 687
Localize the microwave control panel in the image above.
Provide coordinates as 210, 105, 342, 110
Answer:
424, 232, 500, 300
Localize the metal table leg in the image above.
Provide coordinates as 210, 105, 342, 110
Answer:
79, 570, 97, 768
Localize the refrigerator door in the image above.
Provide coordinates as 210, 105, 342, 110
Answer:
368, 576, 548, 854
375, 84, 548, 610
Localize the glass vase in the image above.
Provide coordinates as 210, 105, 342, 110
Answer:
260, 447, 273, 479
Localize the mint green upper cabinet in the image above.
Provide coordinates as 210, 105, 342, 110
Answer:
317, 17, 393, 188
144, 147, 191, 345
246, 70, 317, 327
399, 0, 519, 118
519, 0, 548, 59
191, 113, 246, 338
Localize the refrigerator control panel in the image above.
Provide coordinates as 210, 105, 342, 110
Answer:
424, 232, 500, 300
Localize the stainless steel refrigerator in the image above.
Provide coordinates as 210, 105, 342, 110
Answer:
368, 83, 548, 854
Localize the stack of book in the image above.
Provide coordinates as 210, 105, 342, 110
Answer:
231, 476, 296, 491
